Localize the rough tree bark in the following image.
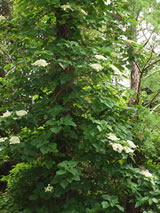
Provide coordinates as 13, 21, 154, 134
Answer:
129, 61, 140, 105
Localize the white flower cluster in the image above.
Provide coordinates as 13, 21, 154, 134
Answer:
123, 146, 134, 153
0, 15, 5, 21
0, 137, 8, 142
1, 110, 27, 118
16, 110, 28, 117
95, 55, 107, 60
108, 133, 136, 154
9, 136, 20, 144
139, 169, 153, 178
0, 136, 20, 144
60, 5, 71, 10
2, 111, 12, 118
108, 133, 119, 141
90, 63, 103, 71
32, 59, 48, 67
44, 184, 53, 192
111, 143, 134, 153
112, 143, 123, 153
105, 0, 111, 5
127, 140, 136, 149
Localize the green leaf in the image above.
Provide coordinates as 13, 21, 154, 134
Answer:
60, 180, 68, 189
48, 143, 58, 153
46, 120, 56, 126
72, 175, 80, 181
40, 146, 49, 154
4, 64, 11, 71
50, 126, 61, 134
149, 198, 152, 205
135, 201, 141, 208
59, 63, 68, 70
116, 205, 124, 212
128, 18, 138, 25
58, 160, 78, 169
152, 198, 158, 203
61, 115, 77, 127
69, 168, 78, 175
102, 201, 110, 209
56, 170, 66, 176
48, 105, 63, 116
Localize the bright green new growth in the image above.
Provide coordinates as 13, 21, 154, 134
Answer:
0, 0, 160, 213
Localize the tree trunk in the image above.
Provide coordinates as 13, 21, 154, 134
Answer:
127, 61, 142, 213
129, 61, 140, 105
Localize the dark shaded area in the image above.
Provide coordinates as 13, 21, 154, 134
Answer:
0, 161, 15, 192
126, 197, 142, 213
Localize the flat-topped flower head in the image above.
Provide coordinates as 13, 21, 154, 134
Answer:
60, 5, 71, 10
45, 184, 53, 192
112, 143, 123, 153
0, 137, 8, 142
32, 59, 48, 67
108, 133, 119, 141
90, 64, 103, 71
16, 110, 27, 117
105, 0, 111, 5
127, 140, 136, 149
140, 169, 153, 178
95, 55, 107, 60
2, 111, 12, 118
10, 136, 20, 144
123, 146, 134, 153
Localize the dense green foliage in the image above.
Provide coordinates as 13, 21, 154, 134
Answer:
0, 0, 160, 213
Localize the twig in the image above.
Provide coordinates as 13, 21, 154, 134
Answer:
143, 69, 160, 79
142, 58, 160, 72
146, 90, 160, 108
151, 103, 160, 113
143, 29, 155, 47
141, 45, 154, 72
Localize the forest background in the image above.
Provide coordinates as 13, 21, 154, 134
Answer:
1, 0, 160, 212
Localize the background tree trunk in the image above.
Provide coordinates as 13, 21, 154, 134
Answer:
129, 61, 140, 105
